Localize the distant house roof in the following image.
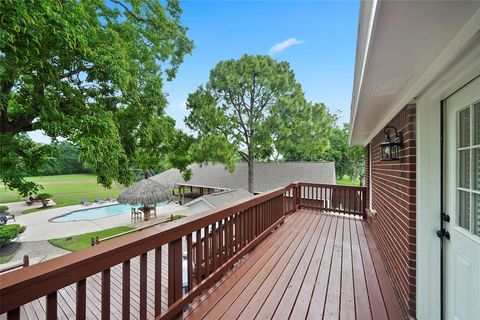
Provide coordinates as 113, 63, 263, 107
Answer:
184, 189, 254, 215
151, 162, 336, 193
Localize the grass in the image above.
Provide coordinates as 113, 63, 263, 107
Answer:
336, 175, 361, 186
169, 214, 186, 221
0, 255, 13, 265
48, 226, 135, 252
0, 174, 124, 214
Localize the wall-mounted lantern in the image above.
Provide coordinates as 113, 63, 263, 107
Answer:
379, 126, 403, 161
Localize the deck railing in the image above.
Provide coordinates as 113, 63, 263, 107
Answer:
0, 182, 366, 320
297, 182, 367, 218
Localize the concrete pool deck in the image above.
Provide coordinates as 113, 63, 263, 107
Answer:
11, 202, 191, 241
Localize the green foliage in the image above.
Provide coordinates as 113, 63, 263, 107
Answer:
0, 205, 8, 212
185, 55, 309, 192
270, 101, 336, 161
323, 123, 365, 183
35, 193, 51, 200
36, 141, 91, 176
0, 0, 193, 196
48, 226, 134, 251
0, 224, 20, 247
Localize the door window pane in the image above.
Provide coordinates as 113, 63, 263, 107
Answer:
474, 194, 480, 236
459, 107, 470, 147
458, 150, 471, 188
474, 103, 480, 145
458, 191, 471, 231
474, 148, 480, 191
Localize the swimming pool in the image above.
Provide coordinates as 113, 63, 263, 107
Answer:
51, 201, 168, 222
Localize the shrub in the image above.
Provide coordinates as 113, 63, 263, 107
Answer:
0, 205, 9, 212
36, 193, 52, 208
0, 224, 21, 247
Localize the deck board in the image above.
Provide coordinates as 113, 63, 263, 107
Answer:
187, 210, 404, 320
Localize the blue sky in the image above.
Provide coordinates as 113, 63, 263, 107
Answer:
30, 0, 360, 142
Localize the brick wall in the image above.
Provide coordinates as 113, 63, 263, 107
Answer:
365, 104, 416, 318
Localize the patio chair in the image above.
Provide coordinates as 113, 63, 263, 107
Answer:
107, 195, 115, 202
0, 211, 15, 225
95, 196, 105, 204
131, 208, 142, 222
81, 197, 91, 206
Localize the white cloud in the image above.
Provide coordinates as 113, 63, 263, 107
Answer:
269, 38, 303, 55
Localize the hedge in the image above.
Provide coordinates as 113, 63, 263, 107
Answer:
0, 224, 20, 247
0, 205, 9, 212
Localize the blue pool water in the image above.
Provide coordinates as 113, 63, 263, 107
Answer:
52, 201, 168, 222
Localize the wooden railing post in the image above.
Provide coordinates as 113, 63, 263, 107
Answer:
168, 238, 183, 308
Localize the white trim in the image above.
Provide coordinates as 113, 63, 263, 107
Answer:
349, 0, 380, 144
351, 6, 480, 146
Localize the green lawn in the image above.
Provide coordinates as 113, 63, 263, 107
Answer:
0, 255, 13, 265
0, 174, 125, 213
48, 226, 135, 252
336, 175, 361, 186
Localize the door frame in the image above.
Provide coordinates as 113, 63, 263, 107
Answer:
440, 74, 480, 320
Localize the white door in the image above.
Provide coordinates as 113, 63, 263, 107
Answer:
445, 76, 480, 320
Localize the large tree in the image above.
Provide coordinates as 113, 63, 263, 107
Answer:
323, 123, 364, 183
269, 101, 336, 161
185, 54, 308, 193
0, 0, 193, 195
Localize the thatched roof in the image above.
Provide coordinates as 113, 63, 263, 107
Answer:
118, 178, 170, 206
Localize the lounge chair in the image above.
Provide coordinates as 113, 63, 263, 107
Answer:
95, 196, 105, 204
0, 211, 15, 225
107, 195, 115, 202
81, 197, 91, 206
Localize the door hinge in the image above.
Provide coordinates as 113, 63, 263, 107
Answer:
437, 229, 450, 240
441, 213, 450, 223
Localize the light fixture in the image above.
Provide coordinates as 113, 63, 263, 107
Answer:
379, 126, 403, 161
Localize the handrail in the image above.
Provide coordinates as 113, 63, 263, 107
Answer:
0, 182, 365, 319
0, 183, 296, 318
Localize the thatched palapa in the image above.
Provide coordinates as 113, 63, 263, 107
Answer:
118, 178, 170, 206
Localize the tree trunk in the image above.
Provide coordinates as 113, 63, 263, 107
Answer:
247, 156, 254, 193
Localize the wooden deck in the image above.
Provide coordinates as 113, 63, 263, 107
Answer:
1, 209, 404, 320
184, 210, 404, 320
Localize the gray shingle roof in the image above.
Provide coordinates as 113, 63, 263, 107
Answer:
151, 162, 336, 193
184, 189, 254, 213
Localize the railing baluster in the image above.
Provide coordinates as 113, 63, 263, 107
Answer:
204, 226, 210, 276
7, 308, 19, 320
168, 238, 183, 308
225, 217, 231, 259
102, 268, 110, 320
46, 291, 57, 320
155, 247, 162, 316
76, 279, 87, 320
186, 235, 193, 291
218, 220, 224, 266
195, 230, 202, 282
122, 260, 130, 320
211, 224, 217, 271
139, 253, 147, 320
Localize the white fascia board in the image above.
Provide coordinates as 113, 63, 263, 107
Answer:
349, 0, 381, 146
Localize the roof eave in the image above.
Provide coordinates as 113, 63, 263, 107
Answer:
349, 0, 381, 146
